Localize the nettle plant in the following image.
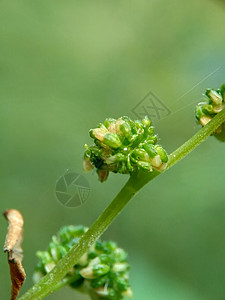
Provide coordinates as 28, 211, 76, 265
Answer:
3, 85, 225, 300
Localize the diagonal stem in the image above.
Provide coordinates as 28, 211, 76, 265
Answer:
19, 108, 225, 300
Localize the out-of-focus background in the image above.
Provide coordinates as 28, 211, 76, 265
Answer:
0, 1, 225, 299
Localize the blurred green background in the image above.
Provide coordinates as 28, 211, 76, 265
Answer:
0, 0, 225, 299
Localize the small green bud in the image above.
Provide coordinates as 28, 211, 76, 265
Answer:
36, 251, 52, 265
108, 288, 118, 299
206, 89, 222, 105
195, 84, 225, 141
137, 161, 152, 171
155, 145, 168, 163
95, 240, 105, 252
114, 248, 128, 262
99, 253, 113, 264
59, 225, 86, 244
112, 262, 128, 273
200, 115, 212, 126
50, 244, 67, 261
104, 118, 116, 130
91, 276, 108, 289
122, 287, 133, 298
33, 271, 43, 283
201, 103, 214, 115
142, 116, 151, 128
84, 116, 167, 180
119, 122, 133, 140
80, 266, 95, 279
146, 135, 157, 144
195, 105, 204, 120
34, 225, 132, 300
103, 133, 122, 149
90, 127, 108, 141
93, 264, 110, 277
78, 253, 88, 266
44, 261, 55, 273
150, 154, 162, 168
131, 148, 149, 162
143, 144, 158, 158
105, 153, 126, 165
88, 251, 97, 260
116, 277, 129, 292
104, 241, 117, 252
213, 105, 224, 113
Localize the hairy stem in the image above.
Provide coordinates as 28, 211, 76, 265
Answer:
19, 108, 225, 300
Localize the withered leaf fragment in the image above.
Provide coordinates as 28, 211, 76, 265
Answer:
3, 209, 26, 300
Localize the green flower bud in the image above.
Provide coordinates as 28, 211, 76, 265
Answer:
143, 144, 158, 157
131, 148, 149, 162
119, 122, 133, 140
105, 153, 126, 165
201, 103, 214, 115
99, 253, 114, 264
50, 244, 67, 261
116, 277, 129, 292
78, 253, 88, 267
146, 134, 158, 144
80, 266, 95, 279
137, 161, 152, 171
103, 133, 122, 149
195, 105, 204, 120
206, 89, 222, 106
150, 154, 162, 168
104, 118, 116, 130
33, 270, 43, 283
91, 276, 108, 289
34, 225, 132, 299
142, 116, 151, 128
195, 85, 225, 141
59, 225, 86, 244
95, 240, 105, 252
112, 262, 129, 273
93, 264, 110, 277
155, 145, 168, 163
213, 105, 224, 113
200, 115, 212, 126
122, 287, 133, 298
36, 251, 53, 266
90, 127, 108, 141
104, 241, 117, 252
114, 248, 128, 262
84, 116, 168, 181
45, 262, 55, 273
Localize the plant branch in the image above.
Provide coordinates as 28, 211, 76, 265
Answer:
19, 108, 225, 300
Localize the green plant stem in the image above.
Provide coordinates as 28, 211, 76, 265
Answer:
19, 109, 225, 300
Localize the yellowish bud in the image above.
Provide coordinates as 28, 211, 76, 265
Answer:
200, 115, 212, 126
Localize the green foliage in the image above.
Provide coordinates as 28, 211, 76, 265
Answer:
33, 226, 132, 300
83, 116, 168, 182
195, 84, 225, 141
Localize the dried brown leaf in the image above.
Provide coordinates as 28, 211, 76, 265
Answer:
3, 209, 26, 300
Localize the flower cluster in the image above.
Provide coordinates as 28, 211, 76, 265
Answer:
195, 84, 225, 141
83, 116, 168, 182
33, 225, 132, 300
